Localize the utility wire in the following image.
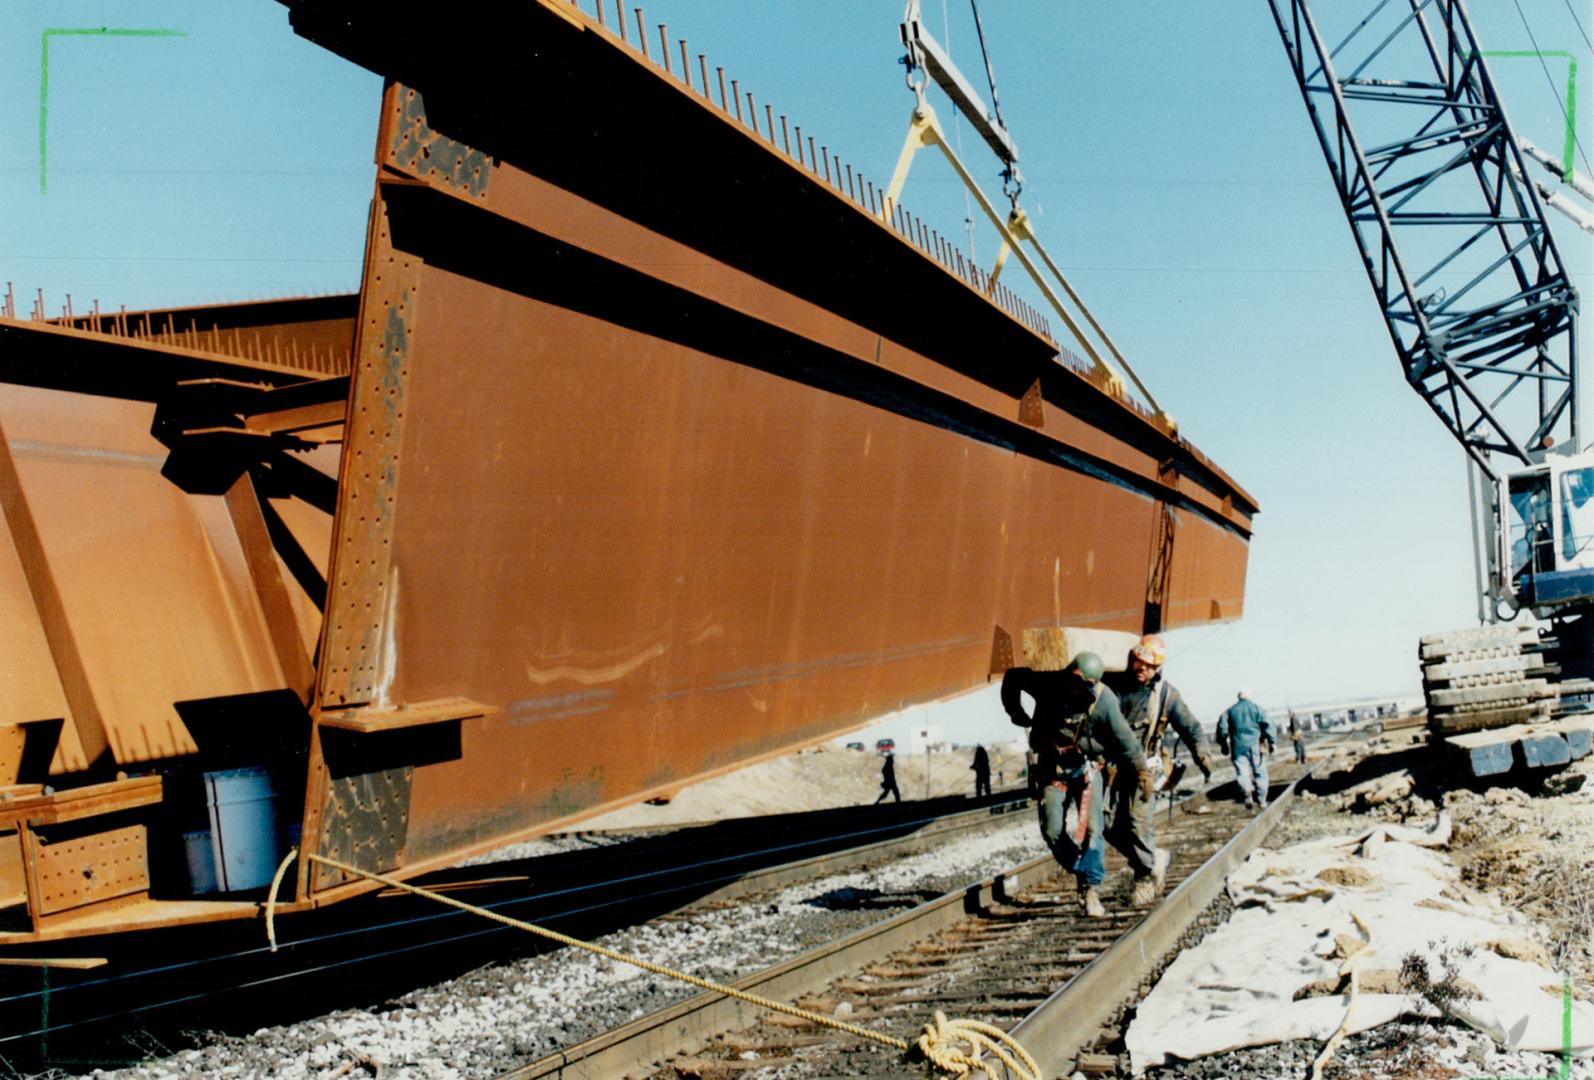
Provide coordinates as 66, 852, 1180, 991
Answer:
1509, 0, 1594, 181
1560, 0, 1594, 56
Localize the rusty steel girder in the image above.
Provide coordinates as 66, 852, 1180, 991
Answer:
0, 0, 1254, 944
281, 0, 1257, 903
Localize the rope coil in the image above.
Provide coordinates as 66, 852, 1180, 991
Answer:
264, 848, 1039, 1078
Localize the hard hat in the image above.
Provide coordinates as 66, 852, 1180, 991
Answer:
1070, 652, 1105, 682
1237, 688, 1251, 700
1131, 634, 1167, 667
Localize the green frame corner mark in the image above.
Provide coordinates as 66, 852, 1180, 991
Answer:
1480, 49, 1578, 182
1469, 975, 1578, 1080
39, 27, 186, 195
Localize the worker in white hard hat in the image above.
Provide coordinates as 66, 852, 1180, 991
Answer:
1103, 633, 1214, 907
1217, 689, 1275, 810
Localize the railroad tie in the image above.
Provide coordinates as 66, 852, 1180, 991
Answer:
265, 849, 1042, 1080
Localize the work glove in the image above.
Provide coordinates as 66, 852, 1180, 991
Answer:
1197, 753, 1213, 781
1136, 768, 1154, 801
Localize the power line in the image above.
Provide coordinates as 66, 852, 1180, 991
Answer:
1560, 0, 1594, 56
1509, 0, 1594, 180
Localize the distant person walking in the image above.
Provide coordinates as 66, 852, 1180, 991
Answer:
971, 744, 992, 798
874, 751, 901, 804
1288, 711, 1308, 764
1217, 690, 1274, 810
1001, 651, 1148, 918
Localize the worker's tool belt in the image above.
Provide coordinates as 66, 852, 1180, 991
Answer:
1140, 681, 1173, 789
1048, 758, 1099, 845
1052, 742, 1087, 772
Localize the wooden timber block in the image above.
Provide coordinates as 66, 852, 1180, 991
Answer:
1020, 627, 1139, 673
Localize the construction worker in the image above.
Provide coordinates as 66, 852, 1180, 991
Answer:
874, 750, 901, 804
1288, 711, 1308, 764
1001, 652, 1148, 918
1217, 689, 1274, 810
1103, 634, 1214, 907
970, 744, 992, 798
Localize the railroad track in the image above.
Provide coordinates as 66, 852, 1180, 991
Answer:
0, 793, 1036, 1075
499, 772, 1311, 1079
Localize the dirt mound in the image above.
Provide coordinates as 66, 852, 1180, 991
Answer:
1444, 758, 1594, 987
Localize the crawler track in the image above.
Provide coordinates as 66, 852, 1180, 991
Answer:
498, 772, 1310, 1079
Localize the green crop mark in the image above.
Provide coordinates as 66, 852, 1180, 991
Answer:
39, 27, 186, 195
1469, 975, 1576, 1080
1480, 49, 1578, 181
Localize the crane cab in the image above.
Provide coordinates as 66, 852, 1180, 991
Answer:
1501, 451, 1594, 611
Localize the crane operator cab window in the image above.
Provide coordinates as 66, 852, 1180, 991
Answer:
1559, 465, 1594, 569
1507, 469, 1553, 587
1504, 458, 1594, 608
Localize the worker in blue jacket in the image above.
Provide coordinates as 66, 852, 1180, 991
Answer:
1217, 689, 1274, 810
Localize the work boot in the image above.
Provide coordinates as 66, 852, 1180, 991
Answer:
1081, 886, 1106, 918
1130, 877, 1156, 908
1153, 847, 1171, 893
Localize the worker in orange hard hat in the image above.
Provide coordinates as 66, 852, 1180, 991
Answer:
1103, 633, 1215, 908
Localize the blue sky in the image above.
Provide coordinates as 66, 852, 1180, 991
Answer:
2, 1, 1591, 739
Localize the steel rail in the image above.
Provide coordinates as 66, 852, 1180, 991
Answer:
0, 795, 1034, 1067
494, 775, 1312, 1079
498, 856, 1059, 1080
1008, 768, 1314, 1076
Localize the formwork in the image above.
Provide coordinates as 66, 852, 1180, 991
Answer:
0, 0, 1255, 944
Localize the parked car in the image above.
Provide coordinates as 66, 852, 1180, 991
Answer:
845, 741, 865, 751
875, 738, 896, 753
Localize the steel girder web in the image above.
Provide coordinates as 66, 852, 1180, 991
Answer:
1266, 0, 1580, 480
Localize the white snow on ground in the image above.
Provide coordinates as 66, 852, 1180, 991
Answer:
89, 815, 1047, 1079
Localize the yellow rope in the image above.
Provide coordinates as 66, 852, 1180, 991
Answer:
918, 1010, 1041, 1079
265, 847, 299, 952
262, 848, 1040, 1078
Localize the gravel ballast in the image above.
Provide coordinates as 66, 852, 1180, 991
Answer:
79, 816, 1047, 1079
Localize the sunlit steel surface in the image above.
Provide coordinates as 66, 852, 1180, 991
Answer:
0, 0, 1254, 943
286, 0, 1256, 901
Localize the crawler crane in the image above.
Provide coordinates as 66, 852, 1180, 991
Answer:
1267, 0, 1594, 776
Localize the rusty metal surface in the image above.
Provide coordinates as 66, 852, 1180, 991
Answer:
33, 825, 149, 917
52, 294, 356, 378
281, 0, 1259, 882
0, 385, 297, 767
312, 762, 413, 890
1166, 508, 1251, 625
315, 195, 421, 708
0, 485, 76, 773
0, 0, 1256, 943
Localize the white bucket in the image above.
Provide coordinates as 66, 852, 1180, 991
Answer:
204, 766, 281, 892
